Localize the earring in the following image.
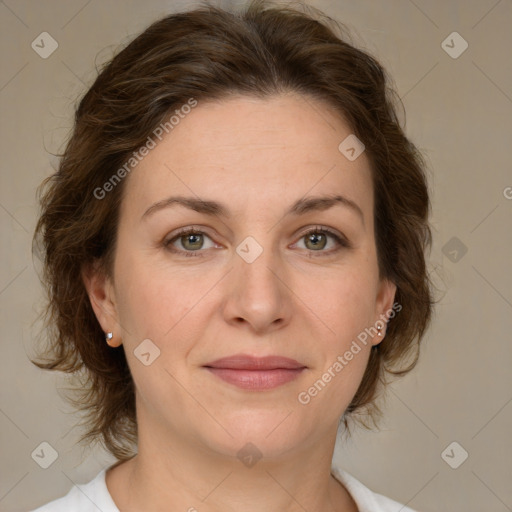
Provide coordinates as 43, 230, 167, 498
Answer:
377, 325, 383, 336
105, 331, 122, 348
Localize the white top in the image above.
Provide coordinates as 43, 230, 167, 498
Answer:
32, 466, 417, 512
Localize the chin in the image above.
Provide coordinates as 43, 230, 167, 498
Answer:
196, 406, 315, 460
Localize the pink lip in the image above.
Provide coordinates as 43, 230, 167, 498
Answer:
204, 355, 306, 390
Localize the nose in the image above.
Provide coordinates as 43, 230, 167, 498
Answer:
221, 242, 292, 336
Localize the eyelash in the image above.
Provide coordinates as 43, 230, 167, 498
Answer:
163, 226, 350, 258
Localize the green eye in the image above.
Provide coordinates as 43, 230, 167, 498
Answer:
304, 231, 328, 250
164, 228, 215, 257
180, 232, 204, 251
296, 227, 350, 255
164, 225, 350, 258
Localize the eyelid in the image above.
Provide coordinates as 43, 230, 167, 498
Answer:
163, 226, 218, 252
163, 225, 350, 257
292, 225, 351, 252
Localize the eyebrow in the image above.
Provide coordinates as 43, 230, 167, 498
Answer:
142, 194, 364, 225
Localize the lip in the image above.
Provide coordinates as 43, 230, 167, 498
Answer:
203, 355, 306, 390
205, 355, 305, 370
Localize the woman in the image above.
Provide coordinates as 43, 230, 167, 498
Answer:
32, 1, 433, 510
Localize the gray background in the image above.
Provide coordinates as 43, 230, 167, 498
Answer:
1, 0, 511, 511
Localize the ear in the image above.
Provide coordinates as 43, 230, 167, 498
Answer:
81, 260, 122, 347
372, 278, 397, 346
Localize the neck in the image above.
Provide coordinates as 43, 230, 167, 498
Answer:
106, 416, 357, 512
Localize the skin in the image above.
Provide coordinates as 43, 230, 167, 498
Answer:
83, 92, 396, 512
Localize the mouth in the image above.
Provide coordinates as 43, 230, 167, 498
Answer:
203, 355, 307, 390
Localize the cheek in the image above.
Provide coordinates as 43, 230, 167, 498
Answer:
112, 252, 198, 405
307, 267, 378, 343
113, 248, 220, 373
300, 265, 378, 403
299, 277, 375, 414
113, 248, 185, 339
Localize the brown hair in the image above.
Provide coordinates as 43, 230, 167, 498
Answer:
33, 0, 434, 460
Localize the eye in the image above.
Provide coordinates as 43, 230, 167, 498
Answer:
163, 225, 350, 258
164, 227, 217, 257
293, 226, 350, 255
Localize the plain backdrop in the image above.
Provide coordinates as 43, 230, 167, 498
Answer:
1, 1, 511, 511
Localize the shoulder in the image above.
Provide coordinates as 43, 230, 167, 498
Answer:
30, 469, 119, 512
332, 466, 419, 512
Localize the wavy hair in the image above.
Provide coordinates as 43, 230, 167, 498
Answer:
33, 0, 434, 460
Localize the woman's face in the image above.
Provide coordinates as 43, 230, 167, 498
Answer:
90, 93, 396, 458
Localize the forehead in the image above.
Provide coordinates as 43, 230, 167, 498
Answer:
121, 93, 374, 222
